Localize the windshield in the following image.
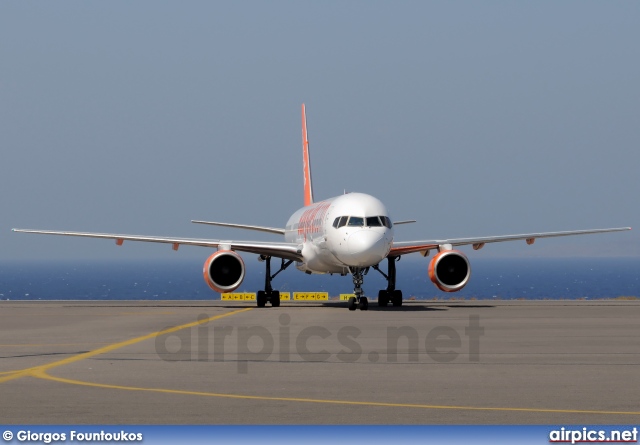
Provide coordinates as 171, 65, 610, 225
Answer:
332, 215, 391, 228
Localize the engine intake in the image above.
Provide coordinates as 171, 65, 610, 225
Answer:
203, 250, 245, 293
428, 250, 471, 292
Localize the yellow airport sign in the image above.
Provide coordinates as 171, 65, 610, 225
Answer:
339, 294, 355, 301
221, 292, 256, 301
293, 292, 329, 301
221, 292, 326, 301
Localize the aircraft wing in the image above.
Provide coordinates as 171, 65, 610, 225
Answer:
12, 229, 303, 261
389, 227, 632, 256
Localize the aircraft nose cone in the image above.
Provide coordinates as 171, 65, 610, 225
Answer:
348, 230, 380, 254
343, 230, 389, 266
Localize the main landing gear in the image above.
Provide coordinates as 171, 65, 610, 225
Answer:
372, 256, 403, 308
256, 256, 292, 308
347, 267, 369, 311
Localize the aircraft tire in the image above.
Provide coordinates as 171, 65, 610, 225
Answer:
392, 290, 403, 307
348, 297, 357, 311
378, 290, 389, 307
257, 291, 267, 308
270, 291, 280, 307
359, 297, 369, 311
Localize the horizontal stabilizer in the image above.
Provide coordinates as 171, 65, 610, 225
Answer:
393, 220, 417, 225
191, 220, 285, 235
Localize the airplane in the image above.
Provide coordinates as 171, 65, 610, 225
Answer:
13, 105, 631, 310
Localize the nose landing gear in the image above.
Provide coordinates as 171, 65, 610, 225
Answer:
348, 267, 369, 311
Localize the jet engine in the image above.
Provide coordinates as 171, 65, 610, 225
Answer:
203, 250, 245, 293
428, 250, 471, 292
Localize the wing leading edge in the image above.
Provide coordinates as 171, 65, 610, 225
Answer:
11, 229, 302, 261
389, 227, 632, 256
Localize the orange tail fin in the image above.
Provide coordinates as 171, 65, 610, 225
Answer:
302, 104, 314, 207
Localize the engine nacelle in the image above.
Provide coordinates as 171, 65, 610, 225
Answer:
203, 250, 245, 293
428, 250, 471, 292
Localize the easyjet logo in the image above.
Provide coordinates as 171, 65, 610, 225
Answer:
297, 202, 331, 235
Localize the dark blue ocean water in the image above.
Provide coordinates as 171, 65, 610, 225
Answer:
0, 257, 638, 301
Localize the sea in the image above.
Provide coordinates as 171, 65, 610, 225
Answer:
0, 257, 638, 301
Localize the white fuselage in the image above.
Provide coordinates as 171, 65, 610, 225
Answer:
284, 193, 394, 274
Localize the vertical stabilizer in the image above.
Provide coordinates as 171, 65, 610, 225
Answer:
302, 103, 314, 206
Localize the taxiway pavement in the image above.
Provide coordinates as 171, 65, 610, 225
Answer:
1, 300, 639, 424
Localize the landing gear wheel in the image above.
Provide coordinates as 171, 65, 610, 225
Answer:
392, 290, 403, 307
378, 290, 389, 307
270, 291, 280, 307
257, 256, 292, 309
372, 257, 402, 309
257, 291, 267, 308
349, 268, 367, 311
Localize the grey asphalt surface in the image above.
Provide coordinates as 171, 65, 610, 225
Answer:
1, 300, 639, 424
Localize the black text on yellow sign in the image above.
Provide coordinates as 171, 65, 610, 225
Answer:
339, 294, 355, 301
278, 292, 291, 301
221, 293, 256, 301
293, 292, 329, 301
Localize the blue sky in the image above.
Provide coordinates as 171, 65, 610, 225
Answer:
1, 1, 638, 260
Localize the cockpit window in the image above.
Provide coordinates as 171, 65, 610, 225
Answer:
366, 216, 382, 227
335, 215, 390, 228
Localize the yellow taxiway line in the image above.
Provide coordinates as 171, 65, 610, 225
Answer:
0, 307, 252, 384
30, 368, 640, 416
